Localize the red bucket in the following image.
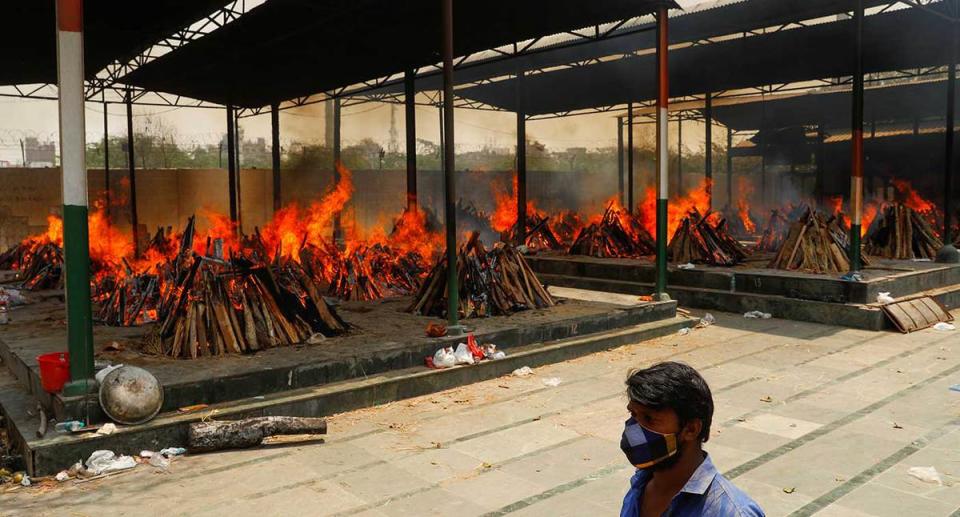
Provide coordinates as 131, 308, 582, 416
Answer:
37, 352, 70, 393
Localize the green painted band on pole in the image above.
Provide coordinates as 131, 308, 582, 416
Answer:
62, 203, 95, 395
656, 198, 668, 296
849, 225, 862, 272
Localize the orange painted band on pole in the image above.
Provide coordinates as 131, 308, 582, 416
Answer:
851, 128, 864, 178
657, 7, 669, 109
57, 0, 83, 32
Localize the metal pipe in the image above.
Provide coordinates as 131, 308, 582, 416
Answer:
655, 6, 670, 300
271, 103, 281, 212
705, 93, 713, 210
816, 124, 825, 206
760, 96, 767, 207
227, 104, 238, 225
849, 0, 865, 272
442, 0, 461, 332
940, 17, 959, 259
126, 89, 140, 256
678, 116, 683, 194
727, 127, 734, 209
103, 101, 110, 219
617, 117, 625, 206
627, 102, 634, 213
56, 0, 94, 394
405, 70, 418, 212
516, 71, 527, 244
332, 97, 342, 242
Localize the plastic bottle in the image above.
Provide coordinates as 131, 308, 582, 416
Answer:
54, 420, 85, 433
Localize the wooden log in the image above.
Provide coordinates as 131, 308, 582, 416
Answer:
187, 416, 328, 453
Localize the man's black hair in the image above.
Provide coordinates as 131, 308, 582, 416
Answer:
625, 361, 714, 443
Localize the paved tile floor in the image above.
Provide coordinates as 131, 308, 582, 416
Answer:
4, 310, 960, 516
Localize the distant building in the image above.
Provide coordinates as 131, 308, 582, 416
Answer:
23, 137, 56, 167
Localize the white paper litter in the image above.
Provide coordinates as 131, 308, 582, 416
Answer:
95, 364, 123, 385
96, 423, 117, 436
908, 466, 943, 485
744, 311, 772, 319
454, 343, 476, 365
877, 292, 895, 304
140, 450, 155, 458
677, 328, 691, 336
512, 366, 534, 377
55, 471, 69, 482
149, 454, 171, 470
159, 447, 187, 457
677, 263, 696, 270
433, 347, 456, 368
85, 450, 137, 475
696, 313, 715, 328
933, 322, 956, 331
20, 475, 30, 487
542, 377, 562, 387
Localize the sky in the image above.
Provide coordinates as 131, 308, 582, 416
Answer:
0, 0, 710, 165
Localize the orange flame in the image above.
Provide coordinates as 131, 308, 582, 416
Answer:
638, 179, 713, 237
891, 179, 936, 214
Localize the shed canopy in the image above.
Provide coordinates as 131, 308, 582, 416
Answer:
713, 80, 954, 132
457, 6, 953, 116
121, 0, 677, 108
0, 1, 233, 86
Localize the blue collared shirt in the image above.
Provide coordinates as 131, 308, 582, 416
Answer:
620, 454, 764, 517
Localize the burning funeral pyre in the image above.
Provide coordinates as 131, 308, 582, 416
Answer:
864, 204, 943, 260
668, 209, 749, 266
568, 202, 655, 258
408, 232, 556, 319
755, 209, 791, 253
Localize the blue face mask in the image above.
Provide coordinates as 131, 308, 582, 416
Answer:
620, 417, 680, 469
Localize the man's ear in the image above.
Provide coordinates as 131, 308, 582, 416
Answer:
681, 419, 702, 443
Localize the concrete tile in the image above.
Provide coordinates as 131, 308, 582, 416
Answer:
390, 446, 490, 484
444, 468, 551, 510
498, 436, 623, 489
767, 401, 849, 426
449, 419, 582, 465
710, 426, 791, 455
704, 444, 758, 473
335, 463, 433, 503
832, 481, 956, 517
734, 412, 821, 439
731, 476, 814, 516
375, 487, 489, 517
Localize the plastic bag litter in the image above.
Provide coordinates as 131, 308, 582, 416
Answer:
159, 447, 187, 457
55, 471, 69, 482
140, 450, 154, 458
542, 377, 562, 387
677, 328, 691, 336
149, 454, 170, 470
696, 313, 715, 328
433, 347, 456, 368
95, 363, 123, 385
85, 450, 137, 475
877, 292, 895, 304
512, 366, 534, 377
908, 466, 943, 486
0, 288, 27, 306
483, 344, 505, 360
96, 423, 117, 436
933, 322, 956, 331
20, 474, 30, 487
454, 343, 476, 365
677, 263, 696, 270
744, 311, 772, 319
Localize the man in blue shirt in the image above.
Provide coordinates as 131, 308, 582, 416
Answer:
620, 362, 764, 516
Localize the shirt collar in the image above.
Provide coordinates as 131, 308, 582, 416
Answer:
679, 453, 718, 495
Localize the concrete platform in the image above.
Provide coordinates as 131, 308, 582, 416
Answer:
527, 253, 960, 330
0, 292, 685, 475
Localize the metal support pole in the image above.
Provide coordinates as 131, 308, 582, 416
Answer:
441, 0, 462, 333
516, 71, 527, 243
333, 97, 342, 242
816, 124, 825, 206
849, 0, 865, 273
617, 117, 625, 206
727, 127, 734, 209
938, 17, 959, 262
760, 99, 767, 207
678, 116, 683, 194
103, 101, 110, 218
227, 104, 238, 225
655, 6, 670, 300
705, 93, 713, 210
627, 102, 635, 213
125, 89, 140, 257
271, 103, 281, 212
57, 0, 95, 395
405, 70, 418, 212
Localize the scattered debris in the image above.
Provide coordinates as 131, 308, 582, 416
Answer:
178, 404, 210, 413
877, 292, 895, 304
453, 343, 476, 365
94, 363, 123, 385
782, 487, 796, 494
892, 422, 903, 429
95, 423, 117, 436
760, 396, 773, 403
54, 420, 84, 433
430, 347, 456, 369
55, 471, 69, 482
677, 263, 696, 270
744, 311, 772, 319
86, 450, 137, 476
696, 313, 716, 328
677, 328, 691, 336
425, 323, 447, 338
542, 377, 562, 387
934, 322, 956, 331
907, 466, 943, 486
102, 341, 125, 352
512, 366, 534, 377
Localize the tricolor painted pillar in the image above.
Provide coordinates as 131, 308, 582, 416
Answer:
405, 70, 418, 212
441, 0, 462, 334
655, 5, 670, 300
56, 0, 95, 394
125, 90, 140, 256
627, 102, 635, 213
271, 103, 282, 212
849, 0, 865, 272
516, 71, 527, 244
617, 117, 625, 206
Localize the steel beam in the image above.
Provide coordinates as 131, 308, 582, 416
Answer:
405, 70, 418, 212
126, 89, 140, 257
103, 101, 110, 218
938, 12, 959, 262
705, 93, 713, 210
333, 97, 342, 242
627, 102, 635, 213
271, 103, 281, 212
618, 117, 625, 205
227, 104, 238, 225
442, 0, 462, 334
516, 71, 527, 244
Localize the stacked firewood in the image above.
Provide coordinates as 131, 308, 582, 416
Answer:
767, 208, 866, 274
0, 241, 64, 290
96, 268, 160, 326
756, 210, 790, 252
569, 204, 655, 258
408, 232, 555, 319
865, 204, 943, 260
504, 214, 563, 252
550, 211, 584, 245
669, 210, 748, 266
